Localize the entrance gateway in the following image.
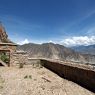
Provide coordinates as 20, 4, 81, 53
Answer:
0, 43, 17, 66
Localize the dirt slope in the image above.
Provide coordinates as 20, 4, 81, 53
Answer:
0, 66, 94, 95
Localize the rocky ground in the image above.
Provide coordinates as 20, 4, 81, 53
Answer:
0, 65, 94, 95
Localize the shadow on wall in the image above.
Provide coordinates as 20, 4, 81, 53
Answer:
40, 59, 95, 93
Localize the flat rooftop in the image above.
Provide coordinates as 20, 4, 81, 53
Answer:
0, 42, 17, 46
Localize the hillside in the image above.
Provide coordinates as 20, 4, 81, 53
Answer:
17, 43, 95, 64
72, 45, 95, 55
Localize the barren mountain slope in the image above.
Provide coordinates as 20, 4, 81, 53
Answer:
17, 43, 95, 64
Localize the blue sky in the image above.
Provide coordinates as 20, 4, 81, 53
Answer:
0, 0, 95, 46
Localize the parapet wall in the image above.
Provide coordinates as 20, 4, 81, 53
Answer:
40, 59, 95, 92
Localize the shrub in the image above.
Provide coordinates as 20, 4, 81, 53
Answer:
19, 63, 24, 68
29, 75, 32, 79
24, 75, 32, 79
0, 54, 9, 64
24, 75, 28, 79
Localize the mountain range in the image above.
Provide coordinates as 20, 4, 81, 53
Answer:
0, 23, 94, 65
17, 43, 95, 65
72, 45, 95, 55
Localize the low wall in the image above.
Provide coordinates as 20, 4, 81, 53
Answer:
28, 59, 41, 65
40, 59, 95, 92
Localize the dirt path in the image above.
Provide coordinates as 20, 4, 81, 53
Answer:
0, 66, 94, 95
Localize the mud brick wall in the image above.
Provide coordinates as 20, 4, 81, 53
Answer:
40, 59, 95, 92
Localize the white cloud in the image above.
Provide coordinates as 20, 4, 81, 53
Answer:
61, 36, 95, 47
17, 39, 57, 45
17, 39, 30, 45
15, 36, 95, 47
49, 40, 53, 43
48, 40, 56, 44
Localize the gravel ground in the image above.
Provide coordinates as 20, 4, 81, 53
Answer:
0, 65, 94, 95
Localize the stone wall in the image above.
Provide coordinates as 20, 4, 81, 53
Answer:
9, 55, 95, 92
10, 53, 41, 67
10, 52, 28, 66
40, 59, 95, 92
